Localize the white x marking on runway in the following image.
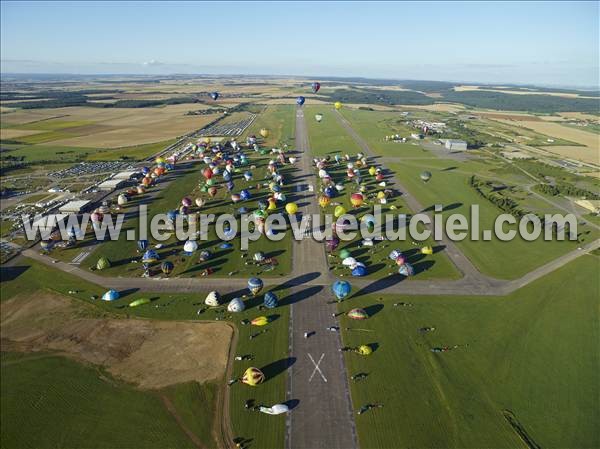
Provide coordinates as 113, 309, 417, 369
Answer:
308, 353, 327, 383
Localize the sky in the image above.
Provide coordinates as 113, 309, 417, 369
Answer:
1, 1, 598, 88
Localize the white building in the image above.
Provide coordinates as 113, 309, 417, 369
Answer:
98, 179, 127, 192
445, 139, 468, 151
411, 133, 424, 140
58, 200, 92, 213
113, 170, 140, 180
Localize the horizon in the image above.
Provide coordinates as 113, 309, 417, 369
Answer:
1, 1, 598, 89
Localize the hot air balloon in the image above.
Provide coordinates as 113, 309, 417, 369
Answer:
208, 186, 218, 197
231, 194, 241, 203
285, 203, 298, 214
357, 344, 372, 355
251, 316, 269, 326
137, 185, 146, 194
129, 298, 150, 308
240, 189, 251, 201
203, 167, 213, 179
102, 289, 120, 302
40, 240, 54, 251
205, 291, 221, 307
347, 308, 368, 320
421, 246, 433, 255
161, 261, 174, 275
311, 82, 321, 93
259, 404, 289, 415
420, 171, 432, 183
137, 239, 149, 252
260, 128, 269, 138
227, 297, 245, 313
96, 257, 111, 271
395, 255, 406, 266
332, 280, 351, 300
296, 96, 306, 106
326, 237, 340, 252
210, 92, 219, 101
351, 265, 367, 277
183, 240, 198, 254
195, 198, 205, 208
339, 248, 351, 259
318, 195, 330, 208
181, 197, 192, 207
350, 193, 364, 208
248, 277, 264, 296
398, 263, 415, 277
264, 291, 278, 309
388, 249, 403, 260
142, 249, 159, 263
253, 251, 265, 262
334, 101, 342, 110
315, 113, 323, 122
242, 367, 265, 386
117, 193, 128, 206
334, 206, 347, 218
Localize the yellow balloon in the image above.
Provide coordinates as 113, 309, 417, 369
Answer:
242, 367, 265, 386
334, 101, 342, 110
268, 200, 277, 211
251, 316, 269, 326
260, 128, 269, 138
421, 245, 433, 255
358, 344, 372, 355
368, 166, 377, 176
334, 205, 347, 218
318, 196, 330, 208
285, 203, 298, 214
377, 191, 386, 200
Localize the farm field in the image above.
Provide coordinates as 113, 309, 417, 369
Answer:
338, 255, 599, 449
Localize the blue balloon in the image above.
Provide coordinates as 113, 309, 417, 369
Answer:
141, 167, 150, 175
351, 266, 367, 277
223, 171, 232, 182
102, 289, 120, 301
324, 186, 336, 197
240, 189, 251, 200
248, 277, 264, 296
296, 96, 306, 106
137, 239, 149, 251
220, 242, 233, 249
142, 249, 159, 263
210, 92, 219, 100
264, 291, 278, 308
167, 210, 179, 222
331, 280, 352, 300
226, 180, 235, 191
258, 200, 268, 210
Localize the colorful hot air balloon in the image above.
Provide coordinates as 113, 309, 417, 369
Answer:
350, 193, 364, 208
314, 113, 323, 122
357, 344, 372, 355
347, 308, 368, 320
251, 316, 269, 326
161, 261, 174, 275
208, 186, 218, 197
285, 203, 298, 214
248, 277, 264, 296
311, 82, 321, 93
240, 189, 251, 200
334, 101, 342, 110
264, 291, 278, 309
389, 249, 403, 260
260, 128, 269, 138
242, 367, 265, 386
296, 96, 306, 106
142, 249, 159, 263
101, 289, 120, 302
181, 197, 192, 207
420, 171, 432, 182
137, 239, 149, 252
318, 195, 330, 208
332, 280, 351, 301
398, 263, 415, 277
210, 92, 219, 100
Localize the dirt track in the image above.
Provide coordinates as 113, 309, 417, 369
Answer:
1, 292, 232, 389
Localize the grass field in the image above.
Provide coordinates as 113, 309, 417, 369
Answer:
338, 254, 599, 448
1, 352, 208, 449
337, 108, 599, 279
303, 105, 362, 156
2, 259, 291, 448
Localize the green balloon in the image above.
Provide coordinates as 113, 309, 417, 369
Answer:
339, 249, 351, 259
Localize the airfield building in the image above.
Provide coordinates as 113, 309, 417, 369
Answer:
58, 200, 92, 214
98, 179, 127, 192
113, 170, 141, 181
445, 139, 468, 151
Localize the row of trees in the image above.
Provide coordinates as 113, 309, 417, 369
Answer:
535, 183, 600, 200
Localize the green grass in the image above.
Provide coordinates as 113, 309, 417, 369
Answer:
82, 158, 293, 278
241, 105, 296, 148
2, 259, 291, 448
1, 352, 199, 449
338, 254, 599, 449
303, 105, 362, 156
336, 108, 598, 279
